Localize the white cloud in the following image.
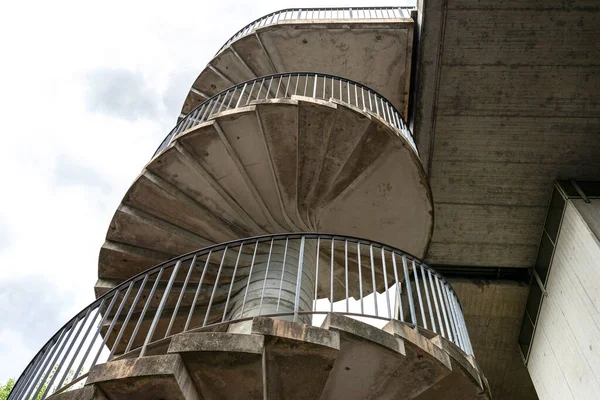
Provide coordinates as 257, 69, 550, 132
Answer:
0, 0, 414, 383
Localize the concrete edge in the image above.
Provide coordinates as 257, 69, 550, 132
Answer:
320, 313, 405, 355
430, 336, 485, 390
382, 320, 452, 370
251, 317, 340, 350
168, 332, 265, 354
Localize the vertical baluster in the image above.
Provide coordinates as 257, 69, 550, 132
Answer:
53, 308, 92, 391
313, 73, 318, 98
235, 83, 248, 108
354, 84, 359, 108
391, 252, 403, 321
204, 247, 228, 326
75, 290, 120, 376
256, 78, 266, 99
357, 242, 364, 314
420, 265, 437, 333
285, 74, 292, 97
293, 236, 306, 322
12, 348, 47, 399
448, 289, 466, 351
313, 237, 320, 313
226, 87, 237, 110
369, 245, 378, 316
258, 239, 275, 316
412, 260, 427, 329
241, 241, 260, 317
339, 78, 342, 101
60, 300, 104, 382
374, 94, 380, 116
276, 239, 289, 312
265, 76, 274, 99
223, 244, 243, 322
166, 255, 197, 337
330, 238, 335, 313
428, 269, 445, 337
303, 74, 309, 96
368, 91, 373, 111
434, 275, 452, 341
90, 282, 135, 367
140, 262, 181, 355
381, 248, 392, 319
441, 284, 461, 348
361, 87, 365, 110
344, 239, 349, 312
184, 250, 211, 331
294, 74, 300, 95
322, 75, 326, 99
26, 329, 67, 400
246, 80, 256, 105
108, 275, 149, 360
125, 268, 164, 353
402, 256, 417, 326
39, 316, 81, 399
275, 76, 282, 97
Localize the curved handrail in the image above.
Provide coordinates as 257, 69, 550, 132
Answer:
217, 7, 414, 55
8, 233, 471, 400
154, 72, 416, 158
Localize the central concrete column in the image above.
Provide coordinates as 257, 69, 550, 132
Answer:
227, 240, 316, 333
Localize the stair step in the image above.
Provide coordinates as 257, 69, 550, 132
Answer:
252, 317, 339, 400
87, 354, 200, 400
169, 332, 264, 400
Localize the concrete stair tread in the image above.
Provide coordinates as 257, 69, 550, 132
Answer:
75, 315, 489, 400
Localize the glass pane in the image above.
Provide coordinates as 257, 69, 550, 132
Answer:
518, 311, 535, 360
544, 187, 565, 243
535, 233, 554, 285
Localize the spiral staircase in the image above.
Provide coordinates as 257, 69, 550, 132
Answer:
9, 7, 491, 400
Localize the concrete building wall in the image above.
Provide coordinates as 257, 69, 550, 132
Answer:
527, 199, 600, 399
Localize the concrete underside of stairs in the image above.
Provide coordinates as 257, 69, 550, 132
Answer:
98, 98, 432, 294
49, 315, 490, 400
181, 19, 414, 121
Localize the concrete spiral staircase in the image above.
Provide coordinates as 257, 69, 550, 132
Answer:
48, 315, 490, 400
179, 13, 414, 120
98, 97, 433, 295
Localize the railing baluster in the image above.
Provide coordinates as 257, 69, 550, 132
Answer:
357, 241, 364, 314
344, 239, 349, 312
293, 236, 306, 322
166, 255, 197, 337
313, 236, 320, 313
53, 308, 92, 391
381, 248, 392, 319
224, 244, 243, 321
258, 239, 275, 316
90, 282, 134, 368
402, 256, 417, 327
204, 246, 228, 326
108, 275, 148, 360
126, 268, 163, 353
413, 260, 427, 329
442, 283, 460, 348
26, 329, 67, 400
428, 269, 445, 337
241, 240, 260, 317
434, 275, 452, 341
276, 238, 289, 312
185, 250, 212, 331
369, 244, 378, 316
391, 252, 403, 321
420, 264, 437, 333
330, 238, 335, 312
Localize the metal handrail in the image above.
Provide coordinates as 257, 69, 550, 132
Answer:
9, 233, 472, 400
217, 7, 414, 55
154, 72, 415, 158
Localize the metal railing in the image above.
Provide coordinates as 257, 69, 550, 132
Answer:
9, 233, 471, 400
154, 72, 415, 157
217, 7, 414, 54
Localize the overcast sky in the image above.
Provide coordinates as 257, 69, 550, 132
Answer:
0, 0, 414, 382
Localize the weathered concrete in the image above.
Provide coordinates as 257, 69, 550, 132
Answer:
181, 19, 414, 119
98, 98, 432, 296
168, 332, 264, 400
87, 354, 199, 400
